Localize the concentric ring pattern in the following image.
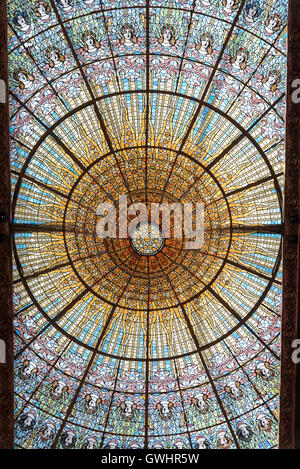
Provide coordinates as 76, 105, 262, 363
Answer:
10, 0, 286, 449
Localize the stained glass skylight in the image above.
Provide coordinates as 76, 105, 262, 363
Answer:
9, 0, 286, 449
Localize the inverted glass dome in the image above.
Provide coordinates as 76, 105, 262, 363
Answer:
10, 0, 286, 449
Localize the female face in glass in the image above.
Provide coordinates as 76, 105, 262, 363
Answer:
163, 29, 172, 41
16, 15, 29, 29
236, 51, 246, 64
37, 3, 47, 15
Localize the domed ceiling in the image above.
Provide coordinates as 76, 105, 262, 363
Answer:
9, 0, 286, 449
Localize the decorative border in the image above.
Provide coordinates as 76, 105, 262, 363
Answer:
279, 0, 300, 450
0, 0, 298, 450
0, 0, 14, 450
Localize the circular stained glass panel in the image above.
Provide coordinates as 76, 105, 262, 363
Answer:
130, 223, 165, 256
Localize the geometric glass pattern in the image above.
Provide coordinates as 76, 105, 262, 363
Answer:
9, 0, 287, 449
